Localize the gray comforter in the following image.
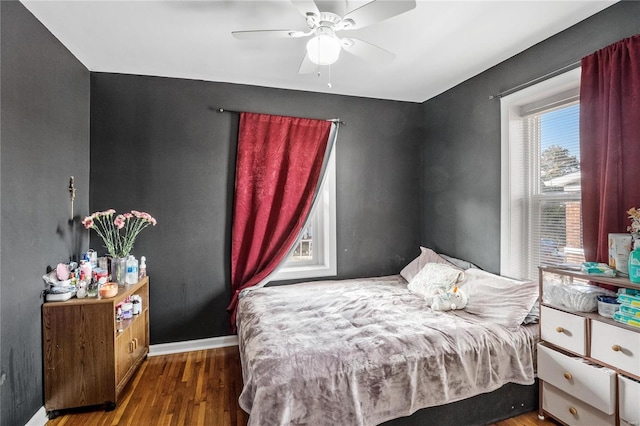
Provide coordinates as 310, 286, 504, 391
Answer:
237, 275, 538, 426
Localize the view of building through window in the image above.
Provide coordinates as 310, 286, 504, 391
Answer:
534, 102, 584, 272
289, 224, 313, 262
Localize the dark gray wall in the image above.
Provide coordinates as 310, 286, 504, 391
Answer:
421, 1, 640, 273
90, 74, 424, 343
4, 0, 638, 423
0, 2, 90, 425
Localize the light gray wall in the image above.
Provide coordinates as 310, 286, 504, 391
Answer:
421, 1, 640, 273
0, 2, 90, 425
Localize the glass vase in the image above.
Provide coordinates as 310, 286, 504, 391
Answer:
110, 257, 127, 287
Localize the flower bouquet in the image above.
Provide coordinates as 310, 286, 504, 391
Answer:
82, 209, 157, 284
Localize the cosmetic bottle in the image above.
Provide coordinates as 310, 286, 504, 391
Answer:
628, 239, 640, 283
139, 256, 147, 279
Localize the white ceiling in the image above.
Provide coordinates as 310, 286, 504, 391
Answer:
21, 0, 617, 103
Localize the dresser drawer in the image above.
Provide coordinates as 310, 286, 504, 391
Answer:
542, 381, 615, 426
619, 375, 640, 426
540, 306, 587, 355
538, 343, 615, 414
590, 320, 640, 376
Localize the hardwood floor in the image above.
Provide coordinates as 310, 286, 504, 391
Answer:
47, 346, 557, 426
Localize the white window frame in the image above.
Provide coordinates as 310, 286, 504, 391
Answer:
269, 148, 337, 281
500, 67, 581, 280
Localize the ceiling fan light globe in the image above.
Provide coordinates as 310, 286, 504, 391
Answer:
306, 35, 341, 65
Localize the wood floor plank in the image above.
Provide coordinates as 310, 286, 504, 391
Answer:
47, 346, 555, 426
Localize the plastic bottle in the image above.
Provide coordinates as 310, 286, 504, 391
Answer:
80, 259, 92, 280
628, 239, 640, 283
139, 256, 147, 279
125, 255, 138, 285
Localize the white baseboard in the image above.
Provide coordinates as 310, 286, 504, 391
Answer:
25, 406, 48, 426
24, 336, 238, 425
148, 335, 239, 357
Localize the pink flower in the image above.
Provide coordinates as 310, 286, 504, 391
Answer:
124, 213, 133, 219
82, 216, 94, 229
139, 211, 157, 225
114, 215, 126, 229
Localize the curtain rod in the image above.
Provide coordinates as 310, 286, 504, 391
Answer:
489, 60, 581, 100
214, 107, 345, 125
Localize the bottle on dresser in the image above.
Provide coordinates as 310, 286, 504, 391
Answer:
125, 255, 138, 285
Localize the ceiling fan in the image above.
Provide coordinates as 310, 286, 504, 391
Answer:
231, 0, 417, 74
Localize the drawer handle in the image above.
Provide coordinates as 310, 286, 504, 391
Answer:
555, 326, 565, 333
128, 341, 134, 353
563, 372, 572, 380
569, 407, 578, 416
612, 344, 621, 352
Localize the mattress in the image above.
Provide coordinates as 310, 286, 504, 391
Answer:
237, 275, 538, 426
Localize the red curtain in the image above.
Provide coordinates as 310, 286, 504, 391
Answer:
227, 113, 332, 332
580, 35, 640, 263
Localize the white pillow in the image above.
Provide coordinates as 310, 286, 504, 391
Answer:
460, 269, 539, 329
407, 263, 465, 298
439, 254, 480, 270
400, 247, 459, 282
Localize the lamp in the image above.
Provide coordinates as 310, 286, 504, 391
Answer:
306, 34, 341, 65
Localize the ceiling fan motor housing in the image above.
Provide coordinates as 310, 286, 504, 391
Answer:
307, 12, 353, 33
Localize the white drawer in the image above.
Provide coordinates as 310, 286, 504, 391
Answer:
619, 375, 640, 426
590, 320, 640, 376
542, 382, 615, 426
538, 344, 616, 414
540, 305, 587, 355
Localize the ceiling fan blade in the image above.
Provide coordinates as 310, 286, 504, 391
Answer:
291, 0, 320, 18
232, 30, 300, 40
298, 54, 317, 74
343, 0, 416, 30
341, 38, 395, 63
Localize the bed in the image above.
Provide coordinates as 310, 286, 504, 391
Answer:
236, 249, 540, 426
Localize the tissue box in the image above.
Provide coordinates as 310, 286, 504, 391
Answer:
608, 233, 632, 276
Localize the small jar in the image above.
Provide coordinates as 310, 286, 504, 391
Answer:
121, 302, 133, 319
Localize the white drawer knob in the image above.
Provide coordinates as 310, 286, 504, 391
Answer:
556, 326, 565, 333
569, 407, 578, 416
611, 344, 621, 352
563, 372, 572, 380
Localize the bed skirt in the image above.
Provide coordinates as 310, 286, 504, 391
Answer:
380, 380, 539, 426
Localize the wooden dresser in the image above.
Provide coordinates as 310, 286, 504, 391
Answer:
538, 267, 640, 426
43, 276, 149, 418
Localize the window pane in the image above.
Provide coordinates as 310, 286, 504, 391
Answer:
540, 105, 580, 194
288, 224, 313, 263
530, 102, 583, 275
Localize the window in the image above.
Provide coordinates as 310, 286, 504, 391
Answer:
269, 147, 337, 281
501, 68, 584, 280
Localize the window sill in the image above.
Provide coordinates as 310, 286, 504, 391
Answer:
270, 263, 337, 281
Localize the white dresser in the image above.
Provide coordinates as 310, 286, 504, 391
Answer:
538, 267, 640, 426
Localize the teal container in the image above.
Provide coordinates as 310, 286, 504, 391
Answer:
629, 243, 640, 283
